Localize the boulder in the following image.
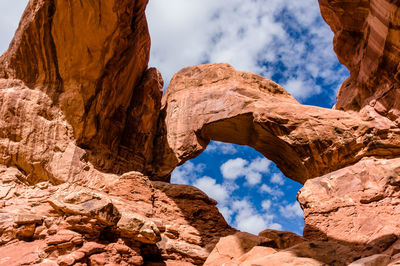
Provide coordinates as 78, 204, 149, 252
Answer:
204, 232, 274, 265
349, 254, 391, 266
299, 157, 400, 252
258, 229, 305, 249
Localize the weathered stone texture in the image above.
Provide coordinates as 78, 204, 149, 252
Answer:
0, 0, 164, 183
0, 0, 400, 265
0, 170, 233, 265
319, 0, 400, 120
299, 158, 400, 250
156, 63, 400, 184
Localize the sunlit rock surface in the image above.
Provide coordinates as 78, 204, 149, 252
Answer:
156, 63, 400, 184
0, 0, 164, 181
0, 0, 400, 265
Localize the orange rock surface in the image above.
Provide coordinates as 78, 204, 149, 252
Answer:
319, 0, 400, 119
0, 0, 400, 265
0, 0, 164, 182
156, 63, 400, 184
0, 169, 233, 265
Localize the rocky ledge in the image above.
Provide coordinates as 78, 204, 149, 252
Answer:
0, 169, 233, 265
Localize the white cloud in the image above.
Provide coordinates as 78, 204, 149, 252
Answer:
220, 158, 248, 180
205, 141, 238, 155
261, 200, 272, 210
171, 161, 205, 185
146, 0, 284, 87
236, 215, 271, 235
279, 201, 304, 218
231, 199, 282, 234
247, 157, 271, 174
271, 173, 285, 186
283, 78, 322, 100
245, 172, 262, 186
269, 223, 284, 230
220, 157, 271, 185
219, 205, 234, 224
146, 0, 348, 103
193, 176, 230, 203
0, 1, 28, 54
260, 184, 284, 198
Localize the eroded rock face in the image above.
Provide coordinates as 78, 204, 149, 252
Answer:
152, 1, 400, 263
204, 232, 275, 266
299, 157, 400, 252
0, 169, 233, 265
204, 231, 361, 266
0, 0, 164, 183
0, 0, 233, 264
319, 0, 400, 120
156, 63, 400, 184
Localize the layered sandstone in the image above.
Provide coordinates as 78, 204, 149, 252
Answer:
319, 0, 400, 120
0, 0, 164, 184
0, 0, 400, 265
0, 169, 233, 265
156, 63, 400, 184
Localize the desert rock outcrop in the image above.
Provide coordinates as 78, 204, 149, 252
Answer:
0, 0, 232, 264
299, 157, 400, 251
319, 0, 400, 118
0, 0, 400, 265
0, 0, 164, 185
0, 170, 234, 265
156, 63, 400, 184
204, 231, 360, 266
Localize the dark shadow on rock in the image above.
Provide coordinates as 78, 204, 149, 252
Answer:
271, 225, 399, 265
151, 181, 236, 250
143, 180, 400, 265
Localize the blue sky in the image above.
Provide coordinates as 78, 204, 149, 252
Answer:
0, 1, 28, 54
0, 0, 349, 236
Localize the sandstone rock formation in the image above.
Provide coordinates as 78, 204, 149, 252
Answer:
0, 0, 400, 265
203, 232, 276, 266
0, 0, 232, 264
319, 0, 400, 118
0, 170, 234, 265
0, 0, 164, 185
204, 231, 361, 266
299, 157, 400, 253
156, 63, 400, 184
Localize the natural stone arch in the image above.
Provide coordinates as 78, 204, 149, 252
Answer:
153, 63, 400, 184
0, 0, 399, 265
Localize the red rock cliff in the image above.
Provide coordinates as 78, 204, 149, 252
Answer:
319, 0, 400, 120
0, 0, 164, 180
1, 0, 400, 265
0, 1, 233, 265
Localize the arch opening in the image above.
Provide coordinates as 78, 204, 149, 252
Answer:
171, 141, 304, 236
